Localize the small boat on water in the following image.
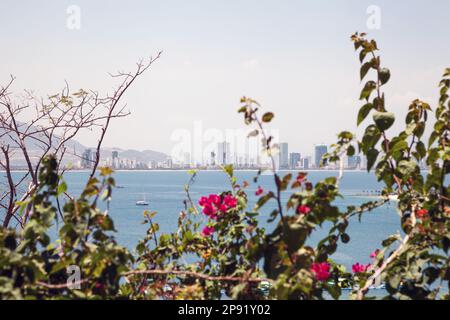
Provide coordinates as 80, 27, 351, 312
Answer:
136, 193, 149, 206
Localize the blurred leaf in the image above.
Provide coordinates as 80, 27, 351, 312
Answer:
373, 111, 395, 131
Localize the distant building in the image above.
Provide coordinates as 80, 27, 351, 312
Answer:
217, 142, 231, 165
183, 152, 191, 167
279, 143, 289, 169
302, 157, 310, 170
81, 149, 92, 168
289, 152, 301, 169
210, 151, 216, 166
148, 160, 157, 169
314, 144, 328, 168
347, 155, 361, 169
112, 151, 119, 168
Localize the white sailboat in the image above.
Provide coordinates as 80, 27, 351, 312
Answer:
136, 193, 149, 206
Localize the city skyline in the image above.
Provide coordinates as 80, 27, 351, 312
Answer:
76, 140, 372, 171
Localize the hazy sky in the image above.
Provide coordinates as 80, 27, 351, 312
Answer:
1, 0, 449, 157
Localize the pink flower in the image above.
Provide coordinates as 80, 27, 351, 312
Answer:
223, 195, 237, 208
297, 173, 307, 184
198, 196, 209, 206
370, 249, 380, 259
218, 204, 228, 213
198, 194, 238, 218
255, 186, 264, 196
202, 203, 217, 218
311, 262, 331, 281
297, 205, 311, 215
201, 226, 215, 237
208, 194, 221, 206
352, 263, 370, 274
416, 209, 429, 218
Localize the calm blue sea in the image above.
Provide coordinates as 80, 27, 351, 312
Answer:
4, 170, 405, 298
51, 170, 399, 271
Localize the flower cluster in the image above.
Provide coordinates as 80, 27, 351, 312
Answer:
311, 262, 331, 281
352, 262, 370, 274
198, 194, 238, 219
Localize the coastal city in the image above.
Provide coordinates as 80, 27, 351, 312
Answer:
78, 142, 367, 171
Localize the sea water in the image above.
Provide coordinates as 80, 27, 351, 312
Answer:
8, 170, 402, 298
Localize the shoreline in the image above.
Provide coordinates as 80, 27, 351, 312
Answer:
2, 169, 373, 173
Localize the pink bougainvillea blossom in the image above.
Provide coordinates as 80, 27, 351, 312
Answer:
255, 186, 264, 196
208, 194, 221, 206
198, 194, 238, 218
223, 194, 237, 208
201, 226, 215, 237
311, 262, 331, 281
297, 205, 311, 215
416, 209, 429, 218
352, 263, 370, 274
370, 249, 381, 259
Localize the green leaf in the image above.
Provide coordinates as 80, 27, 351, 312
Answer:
398, 160, 418, 177
262, 112, 274, 123
373, 111, 395, 131
379, 68, 391, 85
361, 125, 381, 152
57, 181, 67, 195
360, 81, 377, 100
390, 140, 408, 154
223, 164, 234, 177
367, 148, 379, 171
444, 68, 450, 77
357, 103, 373, 125
416, 141, 426, 159
360, 62, 372, 81
359, 49, 368, 63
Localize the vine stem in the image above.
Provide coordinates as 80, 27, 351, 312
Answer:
356, 234, 410, 299
370, 51, 403, 192
356, 204, 417, 299
253, 114, 284, 221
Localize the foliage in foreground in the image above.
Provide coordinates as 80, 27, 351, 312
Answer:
0, 33, 449, 300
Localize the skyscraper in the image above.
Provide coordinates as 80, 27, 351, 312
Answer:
217, 142, 231, 165
347, 155, 361, 169
314, 144, 328, 168
279, 143, 289, 169
289, 152, 301, 169
81, 149, 92, 168
302, 157, 310, 170
112, 151, 119, 169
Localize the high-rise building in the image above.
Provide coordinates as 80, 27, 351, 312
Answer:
81, 149, 92, 168
183, 152, 191, 167
314, 144, 328, 168
112, 151, 119, 168
210, 151, 216, 166
302, 157, 310, 170
217, 142, 231, 165
279, 143, 289, 169
347, 155, 361, 169
289, 153, 301, 169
